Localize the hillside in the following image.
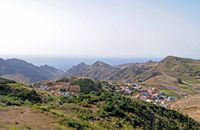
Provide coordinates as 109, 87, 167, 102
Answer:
65, 56, 200, 96
170, 94, 200, 123
0, 58, 63, 83
0, 78, 199, 130
119, 56, 200, 96
65, 61, 157, 82
65, 61, 121, 80
0, 78, 64, 129
112, 62, 158, 82
0, 78, 52, 104
34, 77, 104, 94
139, 56, 200, 96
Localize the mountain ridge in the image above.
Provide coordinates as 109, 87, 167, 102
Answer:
64, 56, 200, 96
0, 58, 63, 83
65, 60, 121, 80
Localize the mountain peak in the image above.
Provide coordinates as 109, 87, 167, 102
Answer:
40, 64, 50, 68
7, 58, 30, 64
79, 62, 87, 66
40, 64, 60, 70
76, 62, 87, 68
164, 55, 179, 59
65, 60, 119, 79
92, 61, 113, 69
161, 56, 194, 63
93, 61, 108, 66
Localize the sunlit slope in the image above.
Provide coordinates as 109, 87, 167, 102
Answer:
137, 56, 200, 96
170, 94, 200, 123
65, 56, 200, 96
0, 78, 199, 130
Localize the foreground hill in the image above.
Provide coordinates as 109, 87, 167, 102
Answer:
65, 56, 200, 96
0, 78, 62, 129
0, 78, 199, 130
170, 94, 200, 123
0, 58, 63, 83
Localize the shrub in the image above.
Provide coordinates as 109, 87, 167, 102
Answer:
61, 119, 89, 130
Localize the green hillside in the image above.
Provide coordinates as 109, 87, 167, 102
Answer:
57, 77, 103, 93
64, 56, 200, 96
138, 56, 200, 96
0, 78, 199, 130
60, 92, 200, 130
0, 78, 48, 105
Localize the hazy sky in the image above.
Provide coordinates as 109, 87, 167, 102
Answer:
0, 0, 200, 59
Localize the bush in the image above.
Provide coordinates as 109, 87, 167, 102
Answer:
70, 78, 103, 93
65, 92, 200, 129
0, 82, 45, 104
61, 119, 89, 130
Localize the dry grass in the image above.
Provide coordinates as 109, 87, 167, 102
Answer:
0, 106, 59, 130
170, 94, 200, 122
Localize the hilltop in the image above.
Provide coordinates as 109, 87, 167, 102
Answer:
34, 77, 104, 94
138, 56, 200, 96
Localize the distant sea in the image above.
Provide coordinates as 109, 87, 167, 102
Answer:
21, 57, 161, 71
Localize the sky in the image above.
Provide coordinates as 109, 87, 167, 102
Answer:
0, 0, 200, 60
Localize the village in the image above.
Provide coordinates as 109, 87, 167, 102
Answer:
39, 80, 176, 108
117, 82, 176, 107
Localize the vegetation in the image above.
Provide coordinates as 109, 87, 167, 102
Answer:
0, 78, 200, 130
160, 89, 178, 97
64, 56, 200, 96
57, 77, 103, 93
170, 93, 200, 123
63, 92, 200, 130
0, 78, 50, 105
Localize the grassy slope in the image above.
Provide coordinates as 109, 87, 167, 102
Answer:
0, 78, 200, 130
170, 94, 200, 123
55, 92, 200, 130
139, 56, 200, 96
0, 78, 70, 130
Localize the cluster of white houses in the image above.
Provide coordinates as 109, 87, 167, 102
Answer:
118, 83, 176, 107
39, 81, 176, 107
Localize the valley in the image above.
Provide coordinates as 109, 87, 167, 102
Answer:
1, 56, 200, 129
1, 0, 200, 129
65, 56, 200, 97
